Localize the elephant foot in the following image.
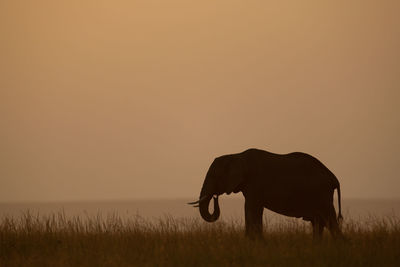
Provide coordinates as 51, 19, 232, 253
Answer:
245, 232, 265, 243
333, 233, 350, 244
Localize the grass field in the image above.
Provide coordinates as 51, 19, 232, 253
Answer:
1, 212, 399, 266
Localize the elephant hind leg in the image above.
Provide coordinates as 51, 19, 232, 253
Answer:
326, 205, 344, 239
312, 216, 325, 241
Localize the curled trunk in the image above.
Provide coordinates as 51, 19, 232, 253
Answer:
199, 194, 220, 222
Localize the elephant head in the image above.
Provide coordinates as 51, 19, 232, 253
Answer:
188, 155, 246, 222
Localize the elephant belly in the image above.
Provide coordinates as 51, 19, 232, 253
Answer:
263, 195, 325, 219
265, 204, 305, 218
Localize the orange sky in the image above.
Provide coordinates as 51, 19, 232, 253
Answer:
1, 0, 399, 202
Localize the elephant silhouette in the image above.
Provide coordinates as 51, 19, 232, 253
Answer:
189, 148, 343, 240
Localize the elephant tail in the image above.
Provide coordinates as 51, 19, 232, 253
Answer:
337, 184, 343, 222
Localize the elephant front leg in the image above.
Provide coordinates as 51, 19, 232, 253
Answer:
244, 199, 264, 240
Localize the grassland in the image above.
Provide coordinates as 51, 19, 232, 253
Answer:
1, 212, 399, 267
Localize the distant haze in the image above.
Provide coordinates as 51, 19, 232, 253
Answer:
1, 0, 399, 202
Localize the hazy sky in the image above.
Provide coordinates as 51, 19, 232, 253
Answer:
1, 0, 399, 202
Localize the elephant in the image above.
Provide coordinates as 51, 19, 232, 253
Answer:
188, 148, 344, 240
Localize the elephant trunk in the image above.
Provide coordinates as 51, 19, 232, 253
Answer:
199, 194, 220, 222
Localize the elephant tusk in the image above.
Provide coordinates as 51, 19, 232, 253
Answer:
187, 195, 210, 205
192, 196, 217, 208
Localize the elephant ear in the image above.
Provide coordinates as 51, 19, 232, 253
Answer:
223, 156, 246, 195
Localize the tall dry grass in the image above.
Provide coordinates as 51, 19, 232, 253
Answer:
0, 211, 399, 266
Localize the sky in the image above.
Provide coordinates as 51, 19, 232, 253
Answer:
1, 0, 399, 202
